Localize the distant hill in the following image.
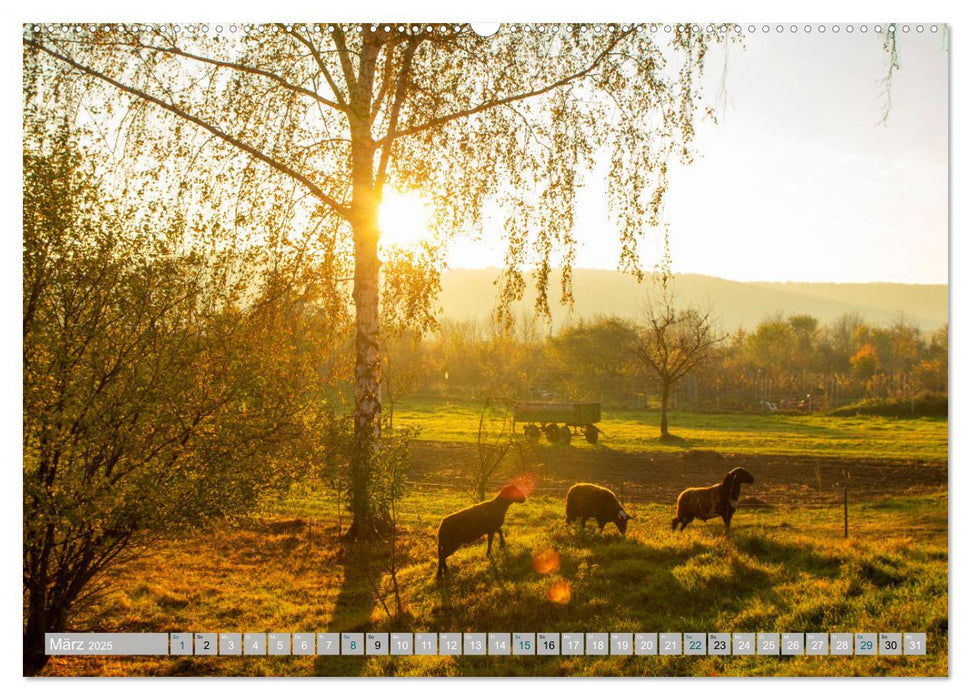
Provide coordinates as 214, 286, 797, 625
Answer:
436, 268, 948, 332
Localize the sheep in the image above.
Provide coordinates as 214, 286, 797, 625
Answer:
565, 483, 632, 535
436, 483, 526, 578
671, 467, 755, 532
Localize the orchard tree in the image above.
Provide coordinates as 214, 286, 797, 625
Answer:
851, 343, 881, 380
823, 312, 865, 373
635, 280, 724, 439
788, 314, 820, 369
382, 330, 427, 429
745, 314, 796, 374
549, 316, 639, 401
24, 22, 730, 536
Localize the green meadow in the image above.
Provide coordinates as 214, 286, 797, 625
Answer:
42, 401, 947, 677
393, 397, 948, 462
47, 487, 947, 677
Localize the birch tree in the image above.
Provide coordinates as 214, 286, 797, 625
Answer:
24, 21, 727, 536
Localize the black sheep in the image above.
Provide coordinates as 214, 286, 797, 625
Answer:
671, 467, 754, 531
565, 483, 632, 535
436, 484, 526, 578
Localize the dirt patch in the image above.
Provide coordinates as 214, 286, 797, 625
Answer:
408, 441, 947, 507
681, 449, 725, 464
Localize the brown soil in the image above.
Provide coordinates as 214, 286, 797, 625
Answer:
408, 441, 947, 507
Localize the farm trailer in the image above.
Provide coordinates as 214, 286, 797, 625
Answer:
513, 402, 603, 444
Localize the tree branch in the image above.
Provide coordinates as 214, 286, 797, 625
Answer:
377, 30, 631, 146
287, 27, 349, 109
375, 39, 418, 199
26, 38, 349, 219
138, 38, 345, 112
330, 26, 360, 98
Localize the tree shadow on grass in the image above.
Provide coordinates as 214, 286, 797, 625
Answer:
309, 539, 388, 676
658, 433, 690, 446
316, 520, 877, 676
328, 543, 380, 630
669, 528, 874, 630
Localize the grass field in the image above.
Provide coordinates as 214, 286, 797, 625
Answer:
39, 401, 948, 677
393, 397, 948, 463
45, 486, 948, 677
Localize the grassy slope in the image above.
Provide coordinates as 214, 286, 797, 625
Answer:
46, 489, 948, 677
393, 397, 948, 463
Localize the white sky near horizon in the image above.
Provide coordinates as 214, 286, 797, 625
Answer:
437, 27, 949, 284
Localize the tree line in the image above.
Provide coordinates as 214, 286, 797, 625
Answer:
383, 302, 948, 417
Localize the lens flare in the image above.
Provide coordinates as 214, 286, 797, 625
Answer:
506, 472, 540, 498
532, 548, 560, 575
547, 579, 572, 605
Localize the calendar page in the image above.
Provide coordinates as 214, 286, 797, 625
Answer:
22, 17, 948, 679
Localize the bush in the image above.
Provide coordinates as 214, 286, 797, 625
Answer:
829, 392, 948, 418
23, 143, 339, 674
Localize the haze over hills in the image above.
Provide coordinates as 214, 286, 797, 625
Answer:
436, 268, 948, 332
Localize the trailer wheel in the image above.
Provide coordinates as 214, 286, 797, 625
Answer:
524, 425, 541, 443
559, 426, 572, 445
543, 423, 560, 443
584, 425, 599, 444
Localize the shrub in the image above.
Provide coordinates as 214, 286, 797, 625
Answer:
829, 392, 948, 418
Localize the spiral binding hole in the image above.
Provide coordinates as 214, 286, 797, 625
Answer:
25, 23, 945, 38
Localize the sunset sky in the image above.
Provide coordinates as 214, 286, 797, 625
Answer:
439, 27, 949, 284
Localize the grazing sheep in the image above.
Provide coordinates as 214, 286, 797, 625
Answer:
566, 483, 632, 535
671, 467, 754, 531
436, 484, 526, 578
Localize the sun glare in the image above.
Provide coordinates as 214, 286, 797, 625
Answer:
378, 190, 431, 252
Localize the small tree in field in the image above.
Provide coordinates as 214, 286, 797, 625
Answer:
635, 281, 724, 439
361, 427, 414, 621
472, 397, 517, 502
382, 331, 427, 430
